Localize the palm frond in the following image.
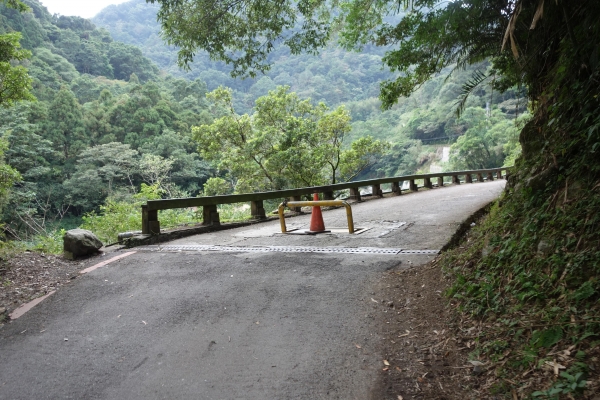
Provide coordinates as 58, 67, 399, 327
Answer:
445, 39, 497, 83
455, 70, 489, 118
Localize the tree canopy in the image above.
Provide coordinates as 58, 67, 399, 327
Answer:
0, 0, 32, 216
148, 0, 599, 118
0, 0, 34, 107
193, 86, 384, 192
147, 0, 332, 77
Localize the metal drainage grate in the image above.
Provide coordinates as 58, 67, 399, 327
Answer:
135, 245, 440, 255
399, 249, 440, 255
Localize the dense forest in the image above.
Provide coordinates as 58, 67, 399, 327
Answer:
92, 0, 526, 151
0, 0, 523, 247
0, 0, 215, 244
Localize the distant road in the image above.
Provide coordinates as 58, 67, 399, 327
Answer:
0, 181, 504, 400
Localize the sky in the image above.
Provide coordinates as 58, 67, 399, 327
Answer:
39, 0, 130, 19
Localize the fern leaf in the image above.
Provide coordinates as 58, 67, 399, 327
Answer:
455, 70, 489, 118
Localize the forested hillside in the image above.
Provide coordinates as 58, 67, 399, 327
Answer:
0, 0, 215, 245
1, 0, 523, 248
93, 0, 525, 173
93, 0, 391, 109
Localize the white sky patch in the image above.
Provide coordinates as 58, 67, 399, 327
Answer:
39, 0, 130, 19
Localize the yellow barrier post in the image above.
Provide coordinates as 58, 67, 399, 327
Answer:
278, 200, 355, 234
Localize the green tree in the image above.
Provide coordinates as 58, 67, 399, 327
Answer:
202, 177, 231, 196
0, 31, 34, 107
1, 103, 54, 180
75, 40, 113, 77
339, 136, 386, 181
0, 0, 33, 217
0, 137, 20, 213
147, 0, 331, 77
448, 108, 519, 170
313, 105, 385, 183
82, 98, 113, 145
138, 153, 176, 196
138, 129, 211, 194
108, 41, 158, 82
52, 29, 82, 65
28, 48, 78, 93
71, 74, 102, 104
0, 103, 68, 234
194, 86, 276, 192
193, 86, 384, 191
63, 142, 138, 211
45, 86, 86, 161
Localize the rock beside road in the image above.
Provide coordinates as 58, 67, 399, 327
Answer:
63, 229, 103, 260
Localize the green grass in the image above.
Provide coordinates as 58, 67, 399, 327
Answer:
439, 174, 600, 397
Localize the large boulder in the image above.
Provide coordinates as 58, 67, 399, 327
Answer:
63, 229, 103, 260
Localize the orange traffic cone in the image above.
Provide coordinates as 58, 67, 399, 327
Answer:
308, 193, 328, 233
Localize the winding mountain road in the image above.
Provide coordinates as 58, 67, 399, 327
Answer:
0, 180, 504, 400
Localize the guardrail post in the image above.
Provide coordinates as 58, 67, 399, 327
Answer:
452, 175, 460, 184
409, 179, 418, 191
371, 184, 382, 197
349, 187, 361, 202
149, 211, 160, 234
487, 172, 495, 181
437, 177, 444, 187
142, 205, 149, 234
142, 205, 160, 235
466, 174, 473, 183
423, 177, 433, 189
323, 191, 334, 200
477, 172, 484, 182
496, 170, 502, 179
391, 181, 402, 195
251, 200, 266, 219
203, 204, 220, 226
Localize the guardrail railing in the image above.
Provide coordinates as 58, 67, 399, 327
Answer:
141, 167, 510, 234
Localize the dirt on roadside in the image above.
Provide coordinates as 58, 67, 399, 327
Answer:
369, 243, 600, 400
0, 252, 95, 324
369, 257, 488, 400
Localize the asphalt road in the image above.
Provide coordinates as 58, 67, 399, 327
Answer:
0, 181, 505, 400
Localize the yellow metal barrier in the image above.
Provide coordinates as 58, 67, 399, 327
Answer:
278, 200, 355, 234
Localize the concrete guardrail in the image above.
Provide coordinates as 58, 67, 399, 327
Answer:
141, 167, 510, 234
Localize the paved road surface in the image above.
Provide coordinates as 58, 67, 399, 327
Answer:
0, 181, 505, 400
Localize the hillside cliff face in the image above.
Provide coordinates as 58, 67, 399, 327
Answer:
440, 1, 600, 395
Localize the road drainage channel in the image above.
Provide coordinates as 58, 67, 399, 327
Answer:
133, 245, 440, 255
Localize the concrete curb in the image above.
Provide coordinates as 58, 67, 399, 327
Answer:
9, 251, 137, 320
440, 201, 495, 252
123, 216, 281, 248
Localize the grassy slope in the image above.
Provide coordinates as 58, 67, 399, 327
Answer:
438, 116, 600, 397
